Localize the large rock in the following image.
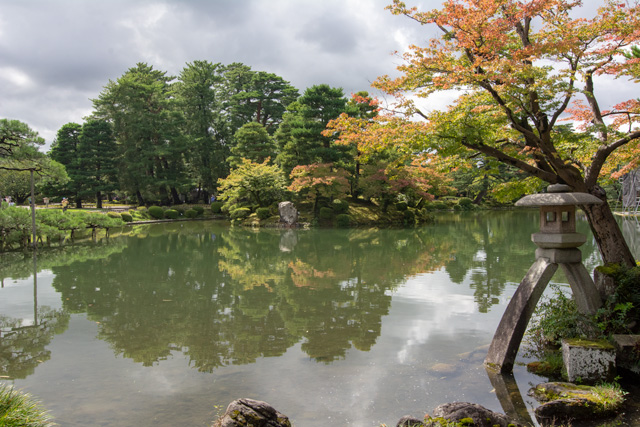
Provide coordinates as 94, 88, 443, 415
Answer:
278, 201, 298, 226
529, 382, 623, 423
426, 402, 521, 426
212, 398, 291, 427
396, 415, 425, 426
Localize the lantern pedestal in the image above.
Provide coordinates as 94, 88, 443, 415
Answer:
485, 185, 603, 373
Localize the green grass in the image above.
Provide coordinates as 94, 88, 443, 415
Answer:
0, 383, 55, 427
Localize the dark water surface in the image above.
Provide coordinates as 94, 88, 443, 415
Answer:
1, 211, 639, 426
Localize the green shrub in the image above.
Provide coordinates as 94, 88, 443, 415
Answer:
593, 264, 640, 336
107, 211, 121, 219
164, 209, 179, 219
457, 197, 474, 210
319, 206, 333, 220
395, 201, 408, 212
121, 212, 133, 222
211, 201, 224, 214
256, 207, 271, 220
192, 205, 205, 216
432, 201, 447, 211
332, 199, 349, 214
173, 206, 185, 215
403, 209, 416, 225
416, 208, 433, 223
0, 383, 55, 427
526, 285, 595, 354
230, 207, 251, 220
336, 214, 351, 227
148, 205, 164, 219
184, 209, 198, 219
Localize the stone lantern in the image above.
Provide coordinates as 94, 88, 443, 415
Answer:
485, 184, 604, 373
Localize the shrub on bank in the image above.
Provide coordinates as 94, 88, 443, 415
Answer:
211, 201, 224, 214
432, 201, 447, 211
332, 199, 349, 214
319, 207, 333, 220
184, 209, 198, 219
403, 209, 416, 225
336, 214, 351, 228
148, 206, 164, 219
164, 209, 179, 219
121, 212, 133, 222
256, 207, 271, 220
395, 201, 408, 212
457, 197, 474, 210
192, 205, 205, 216
230, 207, 251, 220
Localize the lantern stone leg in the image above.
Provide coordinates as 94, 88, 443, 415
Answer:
484, 184, 604, 373
560, 263, 602, 315
485, 257, 558, 372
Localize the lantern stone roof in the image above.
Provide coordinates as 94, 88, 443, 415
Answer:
515, 184, 603, 207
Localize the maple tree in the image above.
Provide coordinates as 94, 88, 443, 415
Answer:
288, 163, 351, 213
362, 0, 640, 267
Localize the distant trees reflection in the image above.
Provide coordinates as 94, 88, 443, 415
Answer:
1, 211, 599, 374
0, 307, 69, 379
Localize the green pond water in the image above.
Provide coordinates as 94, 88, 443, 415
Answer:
1, 210, 639, 426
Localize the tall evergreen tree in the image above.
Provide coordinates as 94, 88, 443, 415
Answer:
175, 60, 230, 201
77, 120, 118, 208
228, 122, 276, 168
275, 84, 349, 176
49, 123, 83, 206
92, 63, 187, 205
226, 69, 299, 133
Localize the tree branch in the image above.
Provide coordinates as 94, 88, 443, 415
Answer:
461, 138, 558, 183
585, 130, 640, 187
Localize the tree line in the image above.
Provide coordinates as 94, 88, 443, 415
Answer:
2, 61, 464, 213
2, 0, 639, 268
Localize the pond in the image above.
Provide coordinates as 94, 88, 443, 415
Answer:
1, 210, 639, 426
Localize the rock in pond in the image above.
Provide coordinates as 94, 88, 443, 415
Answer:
397, 415, 426, 426
278, 201, 298, 226
212, 398, 291, 427
422, 402, 521, 426
529, 382, 625, 424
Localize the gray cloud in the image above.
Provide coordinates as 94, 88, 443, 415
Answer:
0, 0, 614, 150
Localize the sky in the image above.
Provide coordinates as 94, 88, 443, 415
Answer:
0, 0, 610, 151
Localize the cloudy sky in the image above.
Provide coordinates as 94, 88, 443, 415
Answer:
0, 0, 438, 148
0, 0, 610, 150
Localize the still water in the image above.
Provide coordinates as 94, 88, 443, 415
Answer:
1, 210, 638, 426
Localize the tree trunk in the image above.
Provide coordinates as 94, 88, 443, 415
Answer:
473, 188, 488, 205
170, 187, 180, 205
136, 190, 145, 206
96, 191, 103, 209
581, 200, 635, 267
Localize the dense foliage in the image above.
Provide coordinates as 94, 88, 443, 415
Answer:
0, 207, 124, 251
1, 2, 638, 255
322, 0, 640, 265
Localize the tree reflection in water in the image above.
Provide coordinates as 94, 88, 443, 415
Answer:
0, 211, 624, 427
1, 211, 556, 370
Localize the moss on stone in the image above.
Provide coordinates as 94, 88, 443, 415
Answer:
563, 338, 615, 350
